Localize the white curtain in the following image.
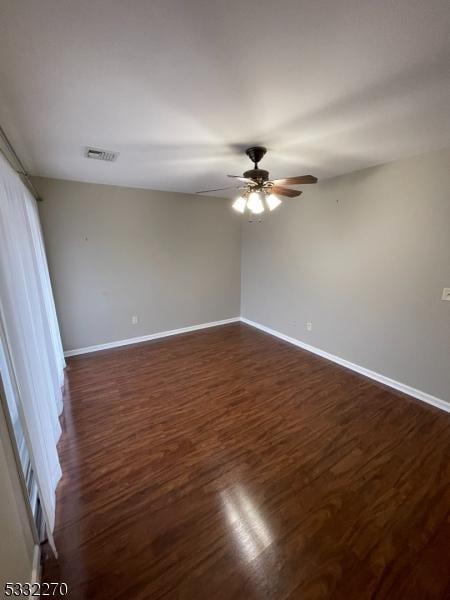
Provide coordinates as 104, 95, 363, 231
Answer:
0, 153, 65, 548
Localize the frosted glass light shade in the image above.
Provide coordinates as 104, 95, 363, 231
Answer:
266, 193, 281, 211
232, 196, 247, 213
247, 192, 264, 214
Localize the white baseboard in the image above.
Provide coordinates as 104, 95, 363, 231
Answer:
31, 544, 41, 583
64, 317, 240, 357
241, 317, 450, 413
63, 315, 449, 413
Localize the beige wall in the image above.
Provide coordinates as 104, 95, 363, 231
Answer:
35, 178, 241, 352
241, 148, 450, 403
0, 401, 35, 588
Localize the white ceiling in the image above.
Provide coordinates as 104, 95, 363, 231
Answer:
1, 0, 449, 196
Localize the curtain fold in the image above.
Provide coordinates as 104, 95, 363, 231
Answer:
0, 153, 65, 541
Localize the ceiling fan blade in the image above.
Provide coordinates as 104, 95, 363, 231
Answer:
271, 175, 318, 186
227, 175, 254, 183
271, 186, 303, 198
195, 186, 235, 194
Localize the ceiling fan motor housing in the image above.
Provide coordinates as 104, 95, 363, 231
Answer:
243, 168, 269, 182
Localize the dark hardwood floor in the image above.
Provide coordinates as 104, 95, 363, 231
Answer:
43, 323, 450, 599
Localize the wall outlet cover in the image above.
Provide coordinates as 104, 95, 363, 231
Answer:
442, 288, 450, 301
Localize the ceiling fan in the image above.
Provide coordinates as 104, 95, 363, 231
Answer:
196, 146, 317, 214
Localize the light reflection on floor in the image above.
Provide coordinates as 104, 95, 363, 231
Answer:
221, 486, 273, 562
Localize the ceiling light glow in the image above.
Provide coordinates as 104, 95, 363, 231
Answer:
247, 192, 264, 214
232, 196, 247, 213
266, 194, 281, 211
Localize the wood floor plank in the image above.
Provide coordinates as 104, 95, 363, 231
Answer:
42, 323, 450, 599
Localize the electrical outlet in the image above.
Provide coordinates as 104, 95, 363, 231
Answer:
131, 315, 138, 325
442, 288, 450, 301
306, 321, 312, 331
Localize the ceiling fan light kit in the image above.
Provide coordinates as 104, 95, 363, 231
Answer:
197, 146, 318, 217
233, 191, 281, 215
